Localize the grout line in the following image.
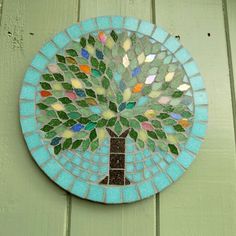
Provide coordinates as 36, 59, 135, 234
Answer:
222, 0, 236, 149
0, 0, 4, 26
65, 193, 72, 236
77, 0, 81, 22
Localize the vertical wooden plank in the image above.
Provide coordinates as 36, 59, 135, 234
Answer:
0, 0, 78, 235
70, 1, 156, 236
155, 0, 236, 235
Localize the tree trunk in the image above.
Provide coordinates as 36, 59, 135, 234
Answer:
100, 128, 130, 185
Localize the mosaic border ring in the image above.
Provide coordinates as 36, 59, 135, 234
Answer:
19, 16, 208, 204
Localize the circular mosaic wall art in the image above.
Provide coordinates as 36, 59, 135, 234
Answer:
19, 16, 208, 204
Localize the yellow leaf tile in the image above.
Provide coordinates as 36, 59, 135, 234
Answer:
51, 103, 64, 111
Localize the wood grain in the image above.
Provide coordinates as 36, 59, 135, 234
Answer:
0, 0, 78, 235
69, 1, 156, 236
155, 0, 236, 235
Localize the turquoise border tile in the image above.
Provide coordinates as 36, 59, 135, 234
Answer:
166, 162, 184, 181
71, 180, 89, 197
175, 48, 191, 64
185, 136, 202, 154
138, 20, 154, 36
152, 27, 168, 43
192, 122, 207, 138
20, 101, 35, 116
20, 85, 35, 100
40, 41, 58, 59
31, 54, 48, 71
194, 91, 208, 105
33, 146, 50, 165
106, 187, 121, 204
153, 173, 171, 191
67, 24, 82, 39
164, 36, 181, 53
190, 75, 205, 90
25, 133, 42, 149
88, 185, 104, 202
183, 61, 199, 77
194, 106, 208, 121
81, 18, 97, 33
20, 117, 37, 133
52, 32, 70, 48
124, 17, 139, 31
96, 16, 111, 29
123, 185, 139, 202
55, 171, 74, 190
138, 181, 155, 199
177, 151, 195, 168
24, 68, 41, 85
111, 16, 123, 29
42, 159, 62, 178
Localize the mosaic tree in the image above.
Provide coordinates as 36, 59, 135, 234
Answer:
37, 30, 193, 185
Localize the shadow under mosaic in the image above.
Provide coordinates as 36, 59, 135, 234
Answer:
19, 16, 208, 204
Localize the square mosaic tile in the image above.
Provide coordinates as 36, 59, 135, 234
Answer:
19, 16, 208, 204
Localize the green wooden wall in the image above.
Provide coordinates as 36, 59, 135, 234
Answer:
0, 0, 235, 235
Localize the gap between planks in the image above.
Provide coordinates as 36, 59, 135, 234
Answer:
222, 0, 236, 150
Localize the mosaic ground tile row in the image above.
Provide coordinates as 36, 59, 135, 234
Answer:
19, 16, 208, 204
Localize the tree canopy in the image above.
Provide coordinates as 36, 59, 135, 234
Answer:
36, 30, 193, 155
